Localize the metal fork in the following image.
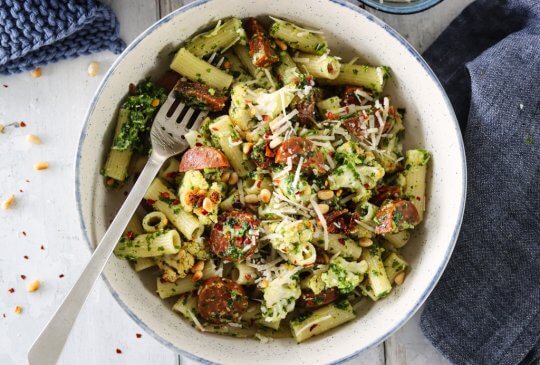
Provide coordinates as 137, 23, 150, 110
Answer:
28, 84, 208, 365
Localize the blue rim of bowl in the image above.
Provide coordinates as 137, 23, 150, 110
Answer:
74, 0, 466, 363
359, 0, 445, 15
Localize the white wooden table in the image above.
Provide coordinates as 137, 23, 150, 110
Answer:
0, 0, 473, 364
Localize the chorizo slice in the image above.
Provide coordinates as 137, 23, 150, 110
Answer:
179, 146, 230, 172
374, 199, 420, 235
198, 277, 249, 324
275, 137, 326, 175
209, 210, 260, 261
244, 18, 279, 68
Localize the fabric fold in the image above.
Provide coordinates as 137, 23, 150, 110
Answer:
420, 1, 540, 364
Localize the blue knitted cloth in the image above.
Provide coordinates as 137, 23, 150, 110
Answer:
0, 0, 125, 74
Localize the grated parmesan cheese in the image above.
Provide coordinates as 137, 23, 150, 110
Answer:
310, 197, 329, 250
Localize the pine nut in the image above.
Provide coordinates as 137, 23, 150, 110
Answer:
317, 203, 330, 214
151, 99, 160, 107
26, 134, 42, 144
191, 270, 203, 282
34, 161, 49, 170
359, 237, 373, 247
228, 172, 239, 185
202, 197, 214, 212
274, 39, 288, 51
223, 60, 232, 70
244, 194, 259, 204
242, 142, 253, 155
2, 195, 15, 210
30, 68, 42, 78
88, 62, 99, 77
14, 306, 22, 314
191, 261, 205, 273
27, 280, 40, 292
221, 171, 231, 182
394, 272, 406, 285
260, 279, 269, 289
269, 137, 282, 149
317, 189, 334, 200
336, 189, 343, 197
259, 189, 271, 203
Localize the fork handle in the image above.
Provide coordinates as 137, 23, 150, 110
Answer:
28, 153, 166, 365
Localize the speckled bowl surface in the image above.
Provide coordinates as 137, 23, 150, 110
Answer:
75, 0, 466, 363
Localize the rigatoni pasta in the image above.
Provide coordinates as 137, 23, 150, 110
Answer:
109, 15, 430, 343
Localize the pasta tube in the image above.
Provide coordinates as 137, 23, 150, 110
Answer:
209, 115, 254, 177
170, 48, 233, 91
142, 211, 168, 233
103, 109, 132, 181
321, 64, 390, 94
361, 245, 392, 300
157, 276, 197, 299
231, 262, 259, 285
404, 149, 431, 222
114, 230, 181, 259
294, 53, 341, 79
144, 178, 203, 240
185, 17, 247, 57
383, 252, 409, 284
233, 44, 277, 90
290, 300, 355, 343
269, 18, 328, 55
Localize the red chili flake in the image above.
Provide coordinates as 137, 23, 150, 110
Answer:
136, 333, 142, 339
172, 199, 180, 205
262, 115, 269, 122
295, 191, 301, 195
245, 274, 252, 280
20, 275, 26, 280
22, 231, 27, 236
327, 112, 335, 120
234, 225, 241, 229
126, 231, 135, 240
116, 348, 122, 354
20, 121, 26, 127
23, 255, 29, 260
59, 274, 65, 278
345, 106, 350, 113
195, 142, 203, 147
146, 199, 156, 205
40, 245, 44, 250
364, 183, 370, 189
309, 324, 318, 332
256, 181, 262, 188
19, 189, 23, 193
201, 209, 208, 216
159, 192, 170, 199
416, 196, 421, 201
211, 127, 219, 131
8, 288, 15, 293
338, 238, 345, 245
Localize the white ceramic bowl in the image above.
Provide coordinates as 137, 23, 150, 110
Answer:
75, 0, 466, 363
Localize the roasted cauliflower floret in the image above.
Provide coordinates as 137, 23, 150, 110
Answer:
261, 265, 301, 322
321, 257, 368, 294
327, 141, 384, 202
179, 170, 223, 225
156, 249, 195, 282
183, 239, 210, 260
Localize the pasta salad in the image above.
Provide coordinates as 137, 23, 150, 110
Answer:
106, 16, 431, 342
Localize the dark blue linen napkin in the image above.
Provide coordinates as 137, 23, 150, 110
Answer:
0, 0, 125, 74
420, 0, 540, 364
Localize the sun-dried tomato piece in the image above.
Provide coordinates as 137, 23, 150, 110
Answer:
374, 200, 420, 234
324, 209, 360, 234
175, 80, 228, 112
244, 18, 279, 68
